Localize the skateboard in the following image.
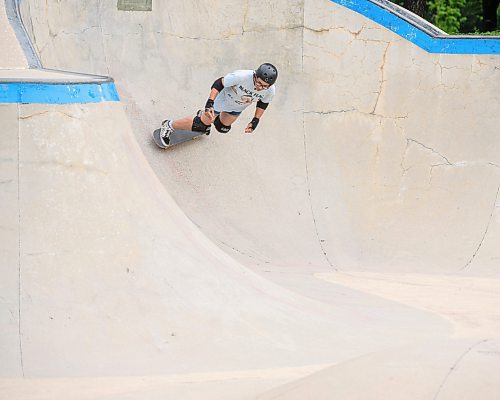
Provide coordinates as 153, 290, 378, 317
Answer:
152, 127, 209, 149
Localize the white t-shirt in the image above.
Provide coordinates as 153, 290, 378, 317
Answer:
213, 70, 276, 113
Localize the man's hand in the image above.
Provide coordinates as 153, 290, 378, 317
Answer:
245, 117, 260, 134
202, 98, 216, 125
201, 108, 216, 125
205, 98, 214, 111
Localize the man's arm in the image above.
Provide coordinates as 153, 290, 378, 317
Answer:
205, 77, 224, 110
245, 102, 268, 134
202, 77, 224, 124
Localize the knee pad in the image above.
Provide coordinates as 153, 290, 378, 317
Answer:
214, 115, 232, 133
192, 110, 211, 134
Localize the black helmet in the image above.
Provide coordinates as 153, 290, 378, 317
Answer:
255, 63, 278, 86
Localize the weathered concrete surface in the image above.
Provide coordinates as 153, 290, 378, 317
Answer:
258, 338, 500, 399
1, 94, 448, 398
20, 0, 500, 273
1, 0, 500, 398
0, 1, 27, 68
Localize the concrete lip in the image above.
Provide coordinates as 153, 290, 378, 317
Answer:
0, 68, 112, 83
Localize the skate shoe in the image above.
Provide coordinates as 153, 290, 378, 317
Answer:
159, 120, 174, 146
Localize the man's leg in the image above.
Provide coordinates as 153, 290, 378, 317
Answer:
218, 112, 239, 126
158, 110, 238, 146
170, 109, 215, 130
160, 109, 215, 143
165, 110, 237, 131
171, 115, 198, 130
213, 112, 239, 133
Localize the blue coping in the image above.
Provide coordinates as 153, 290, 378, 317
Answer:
330, 0, 500, 54
0, 81, 120, 104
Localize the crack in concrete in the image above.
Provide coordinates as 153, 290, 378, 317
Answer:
305, 24, 391, 47
302, 112, 337, 270
430, 161, 500, 183
152, 23, 304, 41
242, 0, 250, 36
304, 26, 333, 34
304, 109, 356, 115
371, 42, 390, 115
303, 25, 364, 36
401, 138, 460, 185
433, 339, 489, 400
399, 134, 412, 178
406, 138, 453, 164
299, 21, 336, 269
367, 111, 408, 120
403, 139, 500, 187
58, 26, 100, 36
218, 240, 270, 265
400, 133, 500, 256
304, 109, 408, 122
20, 110, 78, 120
429, 163, 451, 184
298, 16, 336, 268
461, 183, 500, 271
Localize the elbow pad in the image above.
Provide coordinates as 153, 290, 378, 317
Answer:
257, 100, 269, 110
211, 77, 224, 92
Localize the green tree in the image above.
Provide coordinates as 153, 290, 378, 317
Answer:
460, 0, 483, 32
427, 0, 467, 33
394, 0, 500, 33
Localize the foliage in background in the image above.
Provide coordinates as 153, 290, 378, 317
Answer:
392, 0, 500, 34
427, 0, 466, 33
459, 0, 483, 32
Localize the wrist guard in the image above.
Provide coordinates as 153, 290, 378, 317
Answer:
250, 117, 260, 131
205, 98, 214, 111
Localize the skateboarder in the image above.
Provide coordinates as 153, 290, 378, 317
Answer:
157, 63, 278, 147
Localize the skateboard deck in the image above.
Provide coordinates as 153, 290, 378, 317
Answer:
153, 128, 207, 149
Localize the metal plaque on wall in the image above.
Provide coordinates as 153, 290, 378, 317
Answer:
117, 0, 152, 11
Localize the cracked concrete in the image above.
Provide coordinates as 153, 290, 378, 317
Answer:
302, 112, 337, 270
406, 138, 453, 166
432, 339, 490, 400
371, 42, 390, 115
2, 0, 500, 398
462, 184, 500, 271
19, 110, 78, 120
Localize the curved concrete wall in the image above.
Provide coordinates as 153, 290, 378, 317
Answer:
3, 98, 373, 377
18, 0, 500, 274
1, 0, 28, 68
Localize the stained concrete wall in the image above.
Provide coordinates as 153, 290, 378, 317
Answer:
18, 0, 500, 273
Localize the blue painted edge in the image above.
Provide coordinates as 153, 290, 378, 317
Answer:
331, 0, 500, 54
0, 81, 120, 104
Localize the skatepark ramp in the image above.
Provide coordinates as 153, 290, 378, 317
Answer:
1, 0, 500, 399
